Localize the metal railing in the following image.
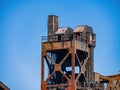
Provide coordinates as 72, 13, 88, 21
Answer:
42, 34, 74, 42
42, 34, 88, 42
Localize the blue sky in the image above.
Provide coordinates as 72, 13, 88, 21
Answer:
0, 0, 120, 90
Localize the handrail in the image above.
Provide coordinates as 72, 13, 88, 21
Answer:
42, 34, 86, 42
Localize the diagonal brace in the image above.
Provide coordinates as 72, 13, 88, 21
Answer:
45, 54, 56, 65
60, 52, 70, 65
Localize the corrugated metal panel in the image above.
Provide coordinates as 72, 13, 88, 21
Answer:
74, 26, 85, 33
55, 27, 73, 34
55, 27, 67, 34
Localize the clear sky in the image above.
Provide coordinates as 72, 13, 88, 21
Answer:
0, 0, 120, 90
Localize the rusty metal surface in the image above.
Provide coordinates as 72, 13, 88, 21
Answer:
41, 15, 120, 90
0, 81, 10, 90
74, 26, 85, 33
48, 15, 58, 36
55, 27, 73, 35
94, 73, 120, 90
41, 15, 96, 90
100, 74, 120, 90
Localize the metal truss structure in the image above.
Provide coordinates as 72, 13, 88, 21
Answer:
41, 15, 96, 90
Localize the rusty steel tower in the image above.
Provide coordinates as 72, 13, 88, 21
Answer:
41, 15, 96, 90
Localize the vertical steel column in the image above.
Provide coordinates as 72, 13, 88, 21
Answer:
70, 41, 76, 90
41, 50, 46, 90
